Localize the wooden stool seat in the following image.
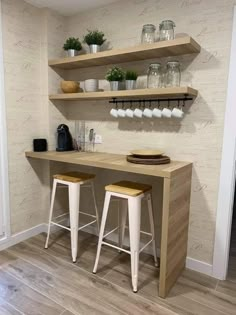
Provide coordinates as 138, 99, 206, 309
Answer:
105, 180, 151, 196
53, 172, 95, 183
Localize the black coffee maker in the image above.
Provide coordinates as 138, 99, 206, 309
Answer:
56, 124, 73, 151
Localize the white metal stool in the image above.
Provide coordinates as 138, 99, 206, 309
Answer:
93, 180, 158, 292
45, 172, 99, 263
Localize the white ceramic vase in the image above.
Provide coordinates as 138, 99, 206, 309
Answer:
66, 49, 79, 57
110, 81, 120, 91
125, 80, 136, 90
84, 79, 99, 92
89, 45, 101, 53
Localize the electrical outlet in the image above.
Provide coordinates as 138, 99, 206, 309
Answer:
95, 134, 102, 144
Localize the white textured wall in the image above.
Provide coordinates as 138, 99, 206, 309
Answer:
1, 0, 51, 233
2, 0, 235, 266
60, 0, 236, 264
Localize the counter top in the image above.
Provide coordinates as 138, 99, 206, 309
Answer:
25, 151, 192, 178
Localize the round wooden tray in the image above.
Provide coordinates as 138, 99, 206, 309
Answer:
127, 155, 171, 165
130, 149, 164, 157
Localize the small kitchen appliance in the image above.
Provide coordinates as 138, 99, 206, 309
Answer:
33, 138, 47, 152
56, 124, 73, 151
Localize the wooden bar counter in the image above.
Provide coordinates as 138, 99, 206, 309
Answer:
25, 150, 192, 298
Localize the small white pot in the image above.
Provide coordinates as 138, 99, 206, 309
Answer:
84, 79, 99, 92
110, 81, 120, 91
89, 45, 101, 53
125, 80, 136, 90
66, 49, 79, 57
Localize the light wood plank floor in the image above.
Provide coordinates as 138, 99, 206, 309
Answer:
0, 231, 235, 315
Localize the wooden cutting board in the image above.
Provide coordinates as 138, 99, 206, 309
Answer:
126, 155, 171, 165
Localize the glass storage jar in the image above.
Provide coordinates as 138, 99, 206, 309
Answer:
147, 63, 162, 88
159, 20, 175, 41
166, 61, 181, 87
141, 24, 156, 44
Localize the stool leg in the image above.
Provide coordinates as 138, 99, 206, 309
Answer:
147, 193, 158, 267
45, 179, 57, 249
91, 181, 100, 234
128, 196, 141, 293
69, 183, 80, 263
93, 192, 111, 274
118, 199, 127, 250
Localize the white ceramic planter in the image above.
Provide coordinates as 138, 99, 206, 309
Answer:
66, 49, 79, 57
89, 45, 101, 53
110, 81, 120, 91
125, 80, 136, 90
84, 79, 99, 92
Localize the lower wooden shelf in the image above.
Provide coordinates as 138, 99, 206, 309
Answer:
49, 87, 198, 101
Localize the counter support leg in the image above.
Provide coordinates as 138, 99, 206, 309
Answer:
159, 165, 192, 298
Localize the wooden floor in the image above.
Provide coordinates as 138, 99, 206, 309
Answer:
0, 231, 235, 315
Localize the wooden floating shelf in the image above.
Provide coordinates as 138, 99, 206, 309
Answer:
49, 36, 201, 70
49, 87, 198, 101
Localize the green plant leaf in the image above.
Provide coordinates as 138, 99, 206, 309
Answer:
105, 66, 125, 82
125, 70, 138, 80
83, 30, 106, 46
63, 37, 82, 51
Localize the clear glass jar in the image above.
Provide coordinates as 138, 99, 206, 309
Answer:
141, 24, 156, 44
166, 61, 181, 87
147, 63, 162, 88
159, 20, 175, 41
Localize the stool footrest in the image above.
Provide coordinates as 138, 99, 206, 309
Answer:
101, 237, 154, 255
79, 211, 97, 219
51, 222, 71, 231
78, 219, 97, 231
102, 241, 131, 255
139, 238, 154, 253
50, 218, 97, 232
103, 227, 119, 239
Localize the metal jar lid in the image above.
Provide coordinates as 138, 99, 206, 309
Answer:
142, 24, 156, 31
149, 63, 162, 68
166, 61, 180, 67
159, 20, 176, 30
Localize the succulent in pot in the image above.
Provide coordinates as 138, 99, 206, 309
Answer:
125, 70, 138, 90
105, 66, 125, 91
63, 37, 82, 57
83, 29, 106, 53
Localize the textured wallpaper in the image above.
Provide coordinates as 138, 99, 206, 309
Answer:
2, 0, 236, 265
63, 0, 235, 264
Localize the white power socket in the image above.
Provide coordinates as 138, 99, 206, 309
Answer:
95, 134, 102, 144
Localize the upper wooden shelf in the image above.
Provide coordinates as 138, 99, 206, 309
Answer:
49, 87, 198, 101
49, 36, 201, 70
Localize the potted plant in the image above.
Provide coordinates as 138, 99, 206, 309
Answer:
63, 37, 82, 57
105, 66, 125, 91
83, 30, 106, 53
125, 70, 138, 90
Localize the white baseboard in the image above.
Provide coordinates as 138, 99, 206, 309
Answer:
0, 223, 47, 251
186, 257, 213, 276
0, 223, 213, 277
